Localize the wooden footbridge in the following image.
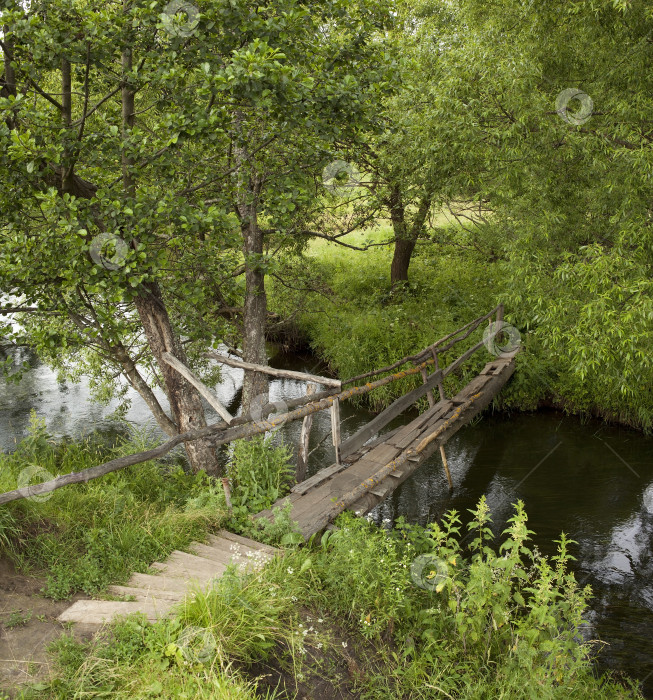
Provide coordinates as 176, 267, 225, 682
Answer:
0, 305, 519, 625
256, 351, 516, 539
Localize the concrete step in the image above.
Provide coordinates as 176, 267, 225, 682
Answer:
107, 585, 185, 603
58, 599, 171, 625
57, 531, 279, 627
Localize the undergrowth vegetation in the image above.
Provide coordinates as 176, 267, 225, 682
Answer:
24, 498, 641, 699
273, 226, 500, 413
0, 421, 300, 599
0, 424, 643, 698
270, 224, 653, 430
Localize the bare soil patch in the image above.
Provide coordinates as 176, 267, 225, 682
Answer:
0, 558, 91, 698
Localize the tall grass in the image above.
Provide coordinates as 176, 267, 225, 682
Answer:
270, 223, 653, 429
27, 501, 641, 699
271, 225, 501, 411
0, 413, 229, 598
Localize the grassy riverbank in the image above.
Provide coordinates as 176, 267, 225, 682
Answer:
0, 427, 644, 698
23, 508, 642, 699
269, 226, 653, 430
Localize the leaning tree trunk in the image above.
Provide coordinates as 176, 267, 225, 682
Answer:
122, 34, 220, 475
134, 282, 222, 475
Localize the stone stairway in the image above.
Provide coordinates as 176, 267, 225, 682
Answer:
58, 531, 279, 625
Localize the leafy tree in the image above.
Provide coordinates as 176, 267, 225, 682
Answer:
310, 0, 483, 289
438, 0, 653, 425
0, 0, 393, 475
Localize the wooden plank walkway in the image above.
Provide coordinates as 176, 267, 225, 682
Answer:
256, 353, 517, 539
58, 531, 279, 625
53, 307, 518, 627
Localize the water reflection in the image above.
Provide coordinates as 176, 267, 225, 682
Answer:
373, 412, 653, 696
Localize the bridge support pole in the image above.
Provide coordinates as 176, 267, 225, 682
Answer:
330, 398, 342, 465
439, 445, 453, 491
296, 384, 316, 483
431, 351, 454, 492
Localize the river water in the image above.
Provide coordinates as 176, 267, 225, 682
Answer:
1, 347, 652, 695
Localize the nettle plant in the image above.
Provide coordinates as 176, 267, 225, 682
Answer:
227, 435, 294, 513
416, 497, 591, 680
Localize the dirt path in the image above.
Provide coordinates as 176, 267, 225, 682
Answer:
0, 558, 92, 697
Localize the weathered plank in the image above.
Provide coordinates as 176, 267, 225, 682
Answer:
58, 600, 171, 625
290, 462, 348, 495
342, 425, 403, 462
163, 550, 228, 576
107, 585, 184, 602
318, 357, 518, 528
58, 532, 280, 628
340, 369, 445, 459
213, 531, 279, 556
360, 442, 402, 466
392, 427, 423, 450
126, 573, 191, 593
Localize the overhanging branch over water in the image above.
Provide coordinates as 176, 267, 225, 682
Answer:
0, 305, 512, 506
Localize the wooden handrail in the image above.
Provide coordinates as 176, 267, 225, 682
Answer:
0, 306, 506, 505
205, 351, 341, 388
341, 304, 501, 385
162, 353, 233, 424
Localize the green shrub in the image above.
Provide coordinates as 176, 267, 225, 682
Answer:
179, 565, 294, 665
310, 499, 636, 698
24, 499, 638, 699
227, 435, 294, 513
270, 227, 652, 429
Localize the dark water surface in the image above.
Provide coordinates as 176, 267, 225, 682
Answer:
1, 347, 652, 694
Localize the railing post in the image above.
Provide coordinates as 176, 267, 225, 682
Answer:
431, 350, 453, 491
420, 367, 436, 408
221, 477, 233, 513
490, 303, 504, 347
330, 398, 341, 465
296, 383, 316, 483
431, 350, 446, 402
